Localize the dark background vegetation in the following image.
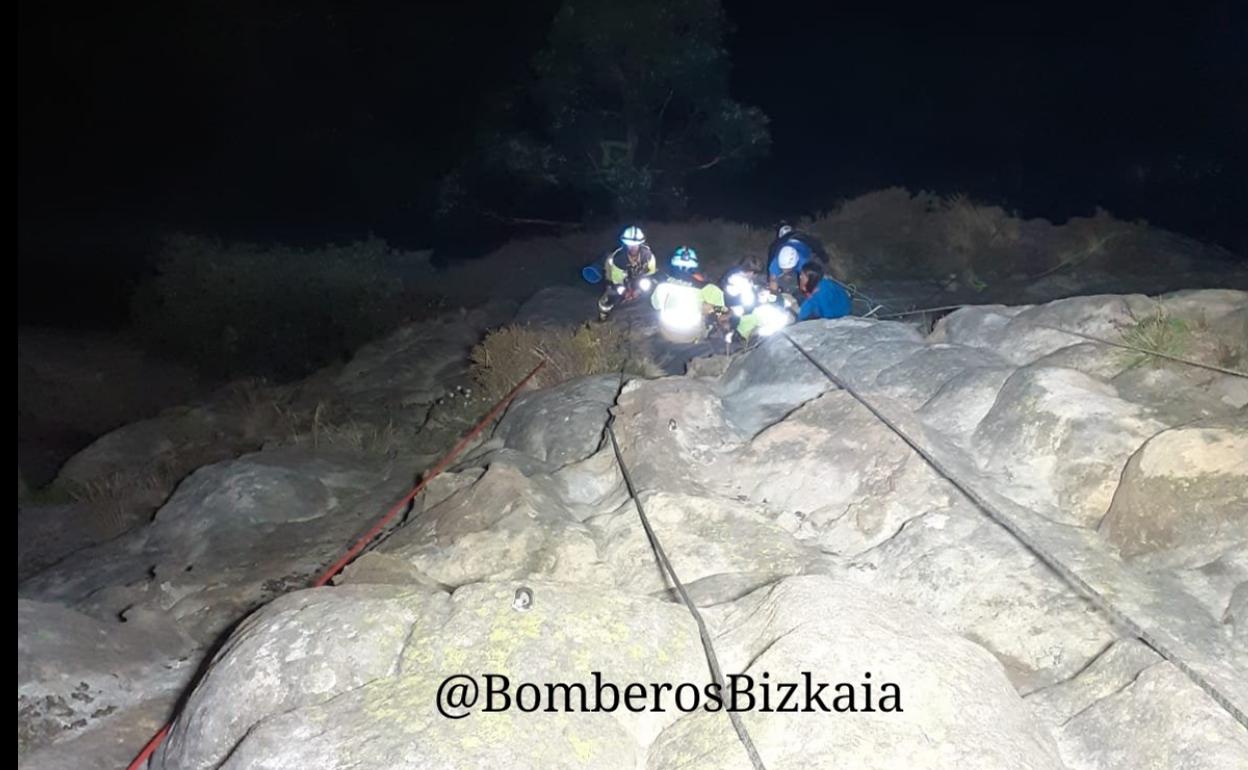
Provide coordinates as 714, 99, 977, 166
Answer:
19, 0, 1246, 331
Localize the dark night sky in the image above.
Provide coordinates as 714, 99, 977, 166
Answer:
722, 0, 1245, 233
18, 0, 1247, 324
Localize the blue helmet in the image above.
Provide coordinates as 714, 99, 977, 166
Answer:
670, 246, 699, 273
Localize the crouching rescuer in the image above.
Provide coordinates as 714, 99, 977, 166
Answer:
598, 225, 658, 321
651, 246, 727, 343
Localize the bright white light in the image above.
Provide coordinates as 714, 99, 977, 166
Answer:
726, 274, 756, 309
658, 287, 703, 333
661, 304, 702, 332
638, 277, 653, 292
756, 303, 791, 337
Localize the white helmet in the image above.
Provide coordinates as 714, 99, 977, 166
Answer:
620, 226, 646, 247
777, 244, 800, 270
777, 224, 794, 238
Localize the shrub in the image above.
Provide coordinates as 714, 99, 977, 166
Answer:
469, 322, 659, 402
1119, 307, 1248, 373
1120, 309, 1191, 367
132, 234, 415, 380
65, 464, 179, 539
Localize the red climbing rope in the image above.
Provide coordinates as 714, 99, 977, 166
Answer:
311, 359, 547, 586
125, 359, 547, 769
127, 725, 170, 770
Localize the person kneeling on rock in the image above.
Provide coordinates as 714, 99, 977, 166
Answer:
598, 225, 658, 322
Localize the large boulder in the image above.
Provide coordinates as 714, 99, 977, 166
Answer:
590, 491, 825, 596
154, 577, 1066, 770
492, 374, 619, 469
724, 390, 957, 556
612, 377, 745, 493
842, 506, 1118, 693
972, 365, 1164, 527
1099, 419, 1248, 563
19, 600, 196, 758
933, 294, 1158, 366
872, 343, 1010, 409
158, 584, 445, 770
646, 576, 1065, 770
1024, 639, 1161, 728
22, 448, 397, 651
148, 449, 376, 562
1111, 365, 1245, 422
1164, 545, 1248, 635
1157, 288, 1248, 322
382, 462, 612, 588
717, 319, 924, 436
53, 406, 235, 490
918, 365, 1015, 439
1031, 341, 1134, 381
155, 581, 709, 770
1051, 663, 1248, 770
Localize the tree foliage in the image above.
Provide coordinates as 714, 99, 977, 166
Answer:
441, 0, 770, 221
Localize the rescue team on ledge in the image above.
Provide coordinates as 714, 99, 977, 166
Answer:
589, 224, 852, 345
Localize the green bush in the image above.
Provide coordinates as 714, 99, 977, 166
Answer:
1119, 309, 1191, 368
1119, 308, 1248, 373
133, 234, 410, 379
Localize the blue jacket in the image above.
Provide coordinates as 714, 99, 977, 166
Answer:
798, 278, 851, 321
767, 238, 813, 278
